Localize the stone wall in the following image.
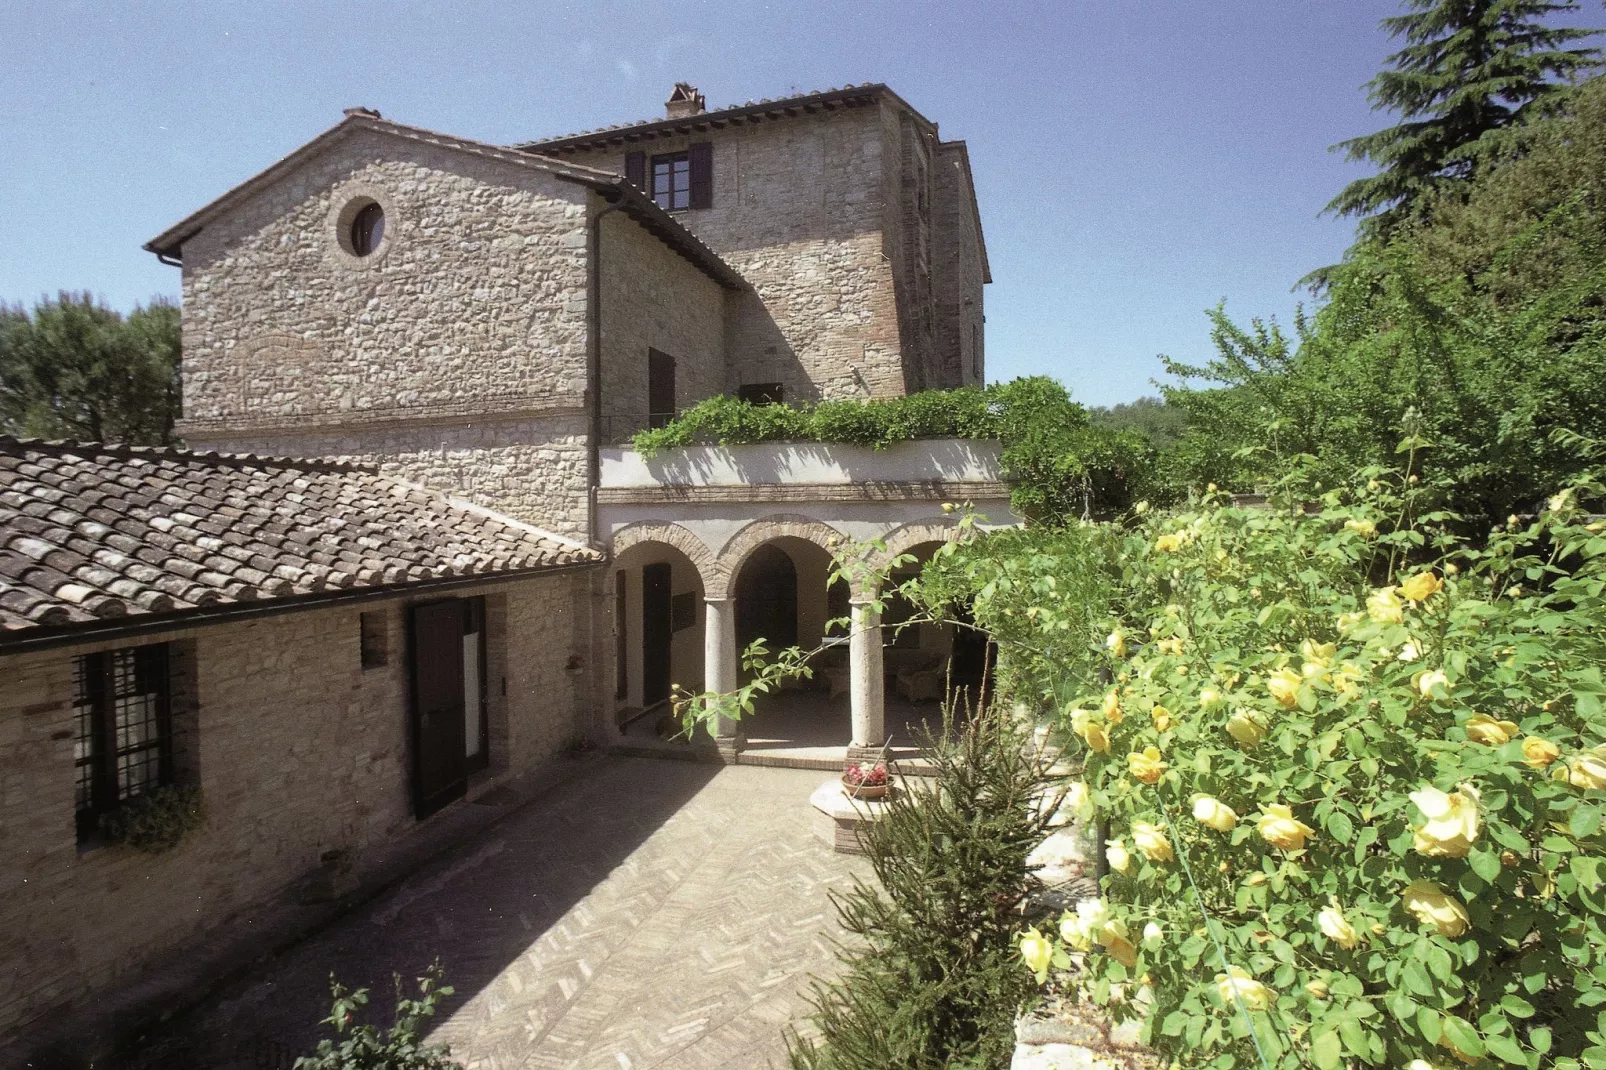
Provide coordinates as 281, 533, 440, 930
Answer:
0, 570, 595, 1045
539, 104, 911, 402
931, 142, 986, 388
598, 209, 728, 441
196, 413, 592, 541
176, 126, 594, 537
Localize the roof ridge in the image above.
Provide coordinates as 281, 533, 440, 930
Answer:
516, 82, 903, 150
0, 435, 379, 475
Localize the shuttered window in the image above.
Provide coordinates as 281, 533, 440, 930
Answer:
647, 143, 711, 211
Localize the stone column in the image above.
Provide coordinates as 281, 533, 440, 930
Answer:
704, 597, 739, 758
848, 596, 885, 757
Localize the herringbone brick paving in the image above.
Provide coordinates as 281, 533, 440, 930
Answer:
119, 758, 868, 1069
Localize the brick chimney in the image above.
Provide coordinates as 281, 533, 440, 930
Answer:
665, 83, 706, 119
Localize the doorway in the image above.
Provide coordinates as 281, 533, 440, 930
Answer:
735, 544, 798, 654
408, 597, 488, 818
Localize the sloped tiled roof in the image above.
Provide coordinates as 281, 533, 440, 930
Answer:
0, 438, 600, 638
517, 83, 921, 154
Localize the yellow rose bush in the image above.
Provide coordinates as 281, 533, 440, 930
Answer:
915, 468, 1606, 1069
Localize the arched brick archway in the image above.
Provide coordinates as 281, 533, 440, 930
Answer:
706, 515, 848, 600
854, 519, 964, 597
611, 521, 718, 587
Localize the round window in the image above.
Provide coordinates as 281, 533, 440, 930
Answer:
350, 202, 385, 257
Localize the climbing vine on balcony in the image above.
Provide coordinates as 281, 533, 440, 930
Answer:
631, 377, 1159, 522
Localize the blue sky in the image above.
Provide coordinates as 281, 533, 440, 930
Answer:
0, 1, 1585, 406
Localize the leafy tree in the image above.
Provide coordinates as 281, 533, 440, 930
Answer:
1088, 396, 1187, 451
0, 292, 181, 445
786, 703, 1061, 1070
1328, 0, 1600, 235
1163, 75, 1606, 527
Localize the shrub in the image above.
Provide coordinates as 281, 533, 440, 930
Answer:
99, 784, 204, 852
787, 703, 1062, 1070
945, 457, 1606, 1067
633, 378, 1160, 521
294, 960, 461, 1070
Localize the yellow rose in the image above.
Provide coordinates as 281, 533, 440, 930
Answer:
1256, 803, 1316, 851
1300, 639, 1336, 668
1266, 666, 1303, 709
1156, 636, 1185, 655
1102, 689, 1123, 723
1331, 662, 1364, 696
1083, 721, 1111, 754
1128, 746, 1168, 785
1198, 686, 1223, 709
1019, 928, 1054, 978
1567, 746, 1606, 790
1317, 901, 1361, 949
1141, 921, 1163, 949
1192, 795, 1238, 832
1058, 912, 1089, 950
1464, 714, 1518, 746
1410, 784, 1480, 857
1132, 821, 1174, 863
1099, 918, 1138, 967
1415, 669, 1450, 698
1523, 737, 1561, 769
1367, 586, 1404, 624
1402, 879, 1470, 938
1106, 629, 1127, 658
1337, 611, 1364, 633
1344, 517, 1377, 538
1400, 571, 1443, 603
1150, 704, 1173, 732
1105, 839, 1132, 874
1215, 966, 1274, 1012
1305, 979, 1330, 999
1226, 710, 1268, 747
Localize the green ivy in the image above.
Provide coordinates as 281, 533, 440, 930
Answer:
632, 378, 1160, 523
99, 784, 204, 853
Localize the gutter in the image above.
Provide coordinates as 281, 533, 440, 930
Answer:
586, 192, 627, 550
0, 560, 604, 657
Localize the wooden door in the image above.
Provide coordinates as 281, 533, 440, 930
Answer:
642, 562, 673, 707
410, 600, 467, 818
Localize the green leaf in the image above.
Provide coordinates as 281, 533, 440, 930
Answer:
1312, 1029, 1342, 1070
1471, 846, 1504, 883
1485, 1032, 1528, 1065
1443, 1015, 1486, 1059
1502, 994, 1536, 1019
1327, 811, 1355, 843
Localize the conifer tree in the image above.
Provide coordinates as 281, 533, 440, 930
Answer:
787, 704, 1061, 1070
1328, 0, 1600, 234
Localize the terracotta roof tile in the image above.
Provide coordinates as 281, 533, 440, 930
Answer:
0, 438, 600, 638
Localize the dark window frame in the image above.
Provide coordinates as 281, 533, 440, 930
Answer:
650, 151, 692, 211
462, 597, 490, 776
74, 644, 173, 842
351, 201, 385, 257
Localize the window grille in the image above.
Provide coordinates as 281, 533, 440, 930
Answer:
74, 644, 172, 840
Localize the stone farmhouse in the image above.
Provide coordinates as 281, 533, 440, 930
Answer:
0, 83, 1009, 1052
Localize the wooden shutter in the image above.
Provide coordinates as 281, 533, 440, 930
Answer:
688, 142, 713, 209
624, 151, 646, 190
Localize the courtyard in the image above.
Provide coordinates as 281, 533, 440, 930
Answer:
120, 758, 869, 1070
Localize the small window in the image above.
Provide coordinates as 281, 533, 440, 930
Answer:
360, 611, 389, 669
651, 152, 691, 211
350, 201, 385, 256
738, 383, 784, 406
74, 644, 173, 842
